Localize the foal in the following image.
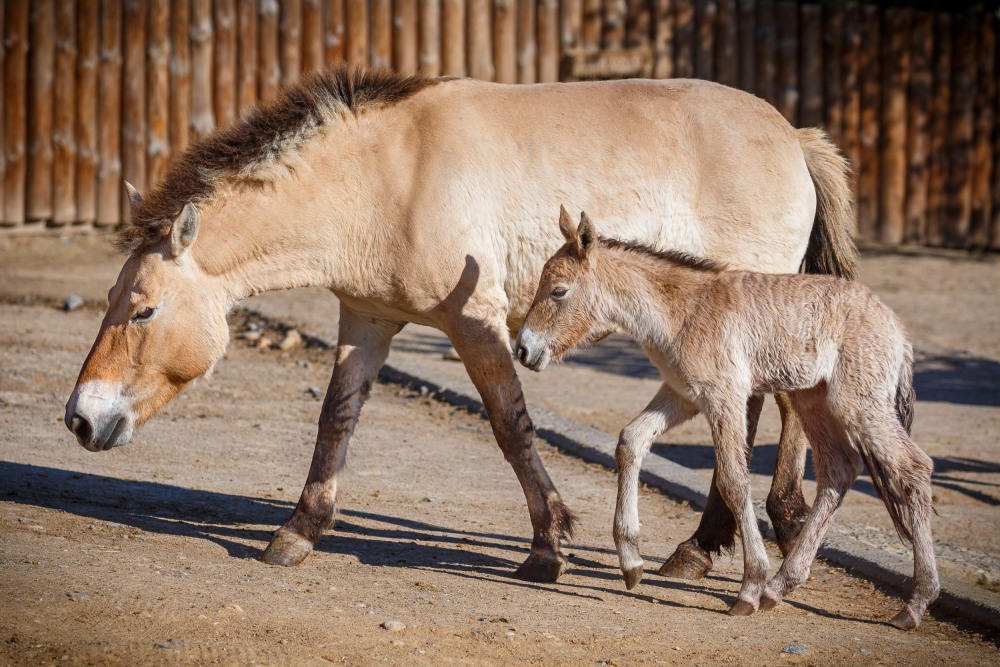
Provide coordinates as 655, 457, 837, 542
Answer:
516, 208, 939, 630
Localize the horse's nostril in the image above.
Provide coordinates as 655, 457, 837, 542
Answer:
516, 344, 528, 364
70, 413, 93, 443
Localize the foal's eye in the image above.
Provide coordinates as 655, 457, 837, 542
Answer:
132, 306, 156, 322
551, 286, 569, 299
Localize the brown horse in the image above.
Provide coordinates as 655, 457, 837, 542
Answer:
65, 66, 857, 582
516, 208, 938, 629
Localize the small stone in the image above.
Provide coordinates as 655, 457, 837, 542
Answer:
63, 294, 84, 312
422, 496, 438, 503
418, 386, 429, 397
296, 359, 310, 368
782, 644, 809, 655
236, 331, 262, 341
860, 648, 871, 656
245, 322, 262, 333
67, 592, 89, 603
307, 387, 324, 398
222, 603, 245, 615
257, 336, 273, 349
277, 329, 303, 351
381, 620, 406, 632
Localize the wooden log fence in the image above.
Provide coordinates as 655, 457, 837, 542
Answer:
0, 0, 997, 252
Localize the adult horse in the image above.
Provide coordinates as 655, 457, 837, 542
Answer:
65, 66, 857, 582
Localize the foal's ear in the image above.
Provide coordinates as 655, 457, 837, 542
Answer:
558, 205, 577, 242
124, 181, 143, 216
578, 211, 597, 258
168, 203, 200, 258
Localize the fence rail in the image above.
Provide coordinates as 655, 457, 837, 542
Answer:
1, 0, 998, 250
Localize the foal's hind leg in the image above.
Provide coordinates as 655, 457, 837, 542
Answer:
767, 393, 812, 555
262, 308, 401, 566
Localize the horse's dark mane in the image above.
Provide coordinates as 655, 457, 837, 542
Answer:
117, 65, 442, 254
599, 236, 726, 273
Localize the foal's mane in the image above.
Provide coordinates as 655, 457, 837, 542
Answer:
117, 65, 441, 254
599, 237, 726, 273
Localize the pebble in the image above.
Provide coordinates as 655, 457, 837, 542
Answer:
236, 331, 262, 341
67, 592, 89, 603
782, 644, 809, 655
418, 386, 430, 397
296, 359, 310, 368
257, 336, 274, 349
277, 329, 303, 351
860, 648, 871, 656
307, 387, 324, 398
222, 603, 245, 615
63, 294, 84, 312
381, 620, 406, 632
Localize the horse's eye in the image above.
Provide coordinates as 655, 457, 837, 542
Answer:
551, 286, 569, 299
132, 306, 155, 322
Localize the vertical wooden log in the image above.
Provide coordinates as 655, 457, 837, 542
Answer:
970, 15, 995, 248
324, 0, 345, 64
537, 0, 558, 82
754, 0, 775, 103
259, 0, 281, 101
946, 13, 977, 248
419, 0, 441, 76
214, 0, 237, 129
2, 0, 29, 226
673, 0, 695, 79
76, 0, 99, 225
694, 0, 715, 81
625, 0, 650, 49
370, 0, 391, 69
442, 0, 465, 76
516, 0, 535, 83
467, 0, 493, 80
714, 0, 737, 88
122, 0, 148, 221
856, 4, 879, 240
737, 0, 755, 92
302, 0, 323, 74
494, 0, 517, 84
822, 4, 842, 144
27, 0, 54, 222
878, 8, 910, 245
798, 3, 821, 128
344, 0, 367, 68
170, 0, 192, 154
561, 0, 582, 55
96, 0, 122, 227
191, 0, 215, 140
774, 1, 797, 124
148, 0, 171, 188
0, 0, 5, 222
604, 0, 626, 50
993, 20, 1000, 249
840, 3, 861, 205
582, 0, 602, 51
280, 0, 302, 82
926, 13, 951, 246
393, 0, 418, 75
903, 11, 933, 246
652, 0, 674, 80
52, 0, 77, 226
237, 0, 258, 115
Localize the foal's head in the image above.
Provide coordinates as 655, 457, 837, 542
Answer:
516, 207, 607, 372
65, 186, 230, 452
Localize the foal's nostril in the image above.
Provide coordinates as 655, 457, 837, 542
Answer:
70, 413, 93, 444
516, 344, 528, 364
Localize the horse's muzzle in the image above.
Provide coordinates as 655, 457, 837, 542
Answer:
514, 327, 551, 372
65, 381, 134, 452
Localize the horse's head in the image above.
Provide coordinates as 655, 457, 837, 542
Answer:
516, 207, 606, 372
65, 187, 230, 451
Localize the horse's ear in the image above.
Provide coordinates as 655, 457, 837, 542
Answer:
168, 203, 200, 258
578, 211, 597, 258
558, 205, 577, 243
124, 181, 143, 216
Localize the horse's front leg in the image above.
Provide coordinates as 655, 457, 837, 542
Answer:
261, 307, 402, 566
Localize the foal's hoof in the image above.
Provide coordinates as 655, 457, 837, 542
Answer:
758, 592, 782, 611
728, 599, 757, 616
513, 552, 568, 583
622, 565, 644, 590
889, 608, 919, 631
658, 539, 713, 580
260, 531, 314, 567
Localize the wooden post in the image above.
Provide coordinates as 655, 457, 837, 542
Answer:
714, 0, 737, 88
171, 0, 192, 152
494, 0, 517, 84
878, 8, 910, 245
96, 0, 122, 227
945, 13, 978, 248
52, 0, 77, 226
442, 0, 465, 76
925, 12, 950, 247
562, 0, 582, 54
27, 0, 54, 223
467, 0, 494, 80
904, 11, 933, 246
76, 0, 99, 225
856, 4, 879, 241
774, 1, 797, 125
237, 0, 258, 115
822, 4, 842, 145
516, 0, 536, 83
370, 0, 391, 70
419, 0, 441, 76
537, 0, 558, 82
754, 0, 774, 103
840, 3, 861, 206
798, 3, 821, 129
214, 0, 237, 129
0, 0, 5, 223
652, 0, 674, 80
994, 21, 1000, 249
2, 0, 28, 226
970, 15, 995, 248
122, 0, 148, 222
737, 0, 755, 92
148, 0, 171, 188
260, 0, 282, 101
280, 0, 302, 83
694, 0, 715, 82
625, 0, 650, 49
191, 0, 215, 140
604, 0, 626, 50
582, 0, 602, 51
393, 0, 418, 76
324, 0, 345, 64
673, 0, 695, 80
302, 0, 323, 74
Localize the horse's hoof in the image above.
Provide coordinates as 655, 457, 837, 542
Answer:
623, 565, 644, 590
889, 608, 919, 631
513, 552, 568, 583
758, 593, 781, 611
728, 599, 757, 616
260, 531, 313, 566
658, 539, 713, 580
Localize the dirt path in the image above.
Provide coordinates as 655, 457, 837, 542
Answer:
1, 296, 999, 665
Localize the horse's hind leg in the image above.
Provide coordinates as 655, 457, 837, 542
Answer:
262, 307, 401, 566
767, 393, 812, 555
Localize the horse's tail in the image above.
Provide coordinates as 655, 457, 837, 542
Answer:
797, 127, 860, 281
895, 340, 916, 436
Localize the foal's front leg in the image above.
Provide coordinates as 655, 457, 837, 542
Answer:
615, 385, 698, 589
262, 308, 401, 566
